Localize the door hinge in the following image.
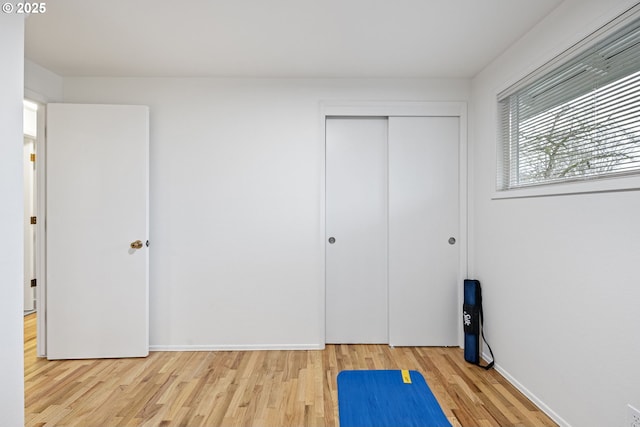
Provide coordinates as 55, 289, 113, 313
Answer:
30, 216, 37, 224
30, 279, 37, 288
30, 153, 36, 162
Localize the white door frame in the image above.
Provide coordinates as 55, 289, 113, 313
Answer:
23, 103, 37, 313
319, 101, 468, 347
35, 102, 46, 357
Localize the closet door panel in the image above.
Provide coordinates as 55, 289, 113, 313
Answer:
325, 117, 388, 343
388, 116, 459, 346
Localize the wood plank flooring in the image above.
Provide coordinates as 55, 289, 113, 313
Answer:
24, 314, 557, 426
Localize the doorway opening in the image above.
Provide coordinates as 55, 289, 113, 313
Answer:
23, 98, 46, 357
23, 99, 38, 316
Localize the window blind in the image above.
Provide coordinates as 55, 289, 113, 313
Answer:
498, 14, 640, 190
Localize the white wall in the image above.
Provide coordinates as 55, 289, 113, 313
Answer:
0, 13, 25, 427
62, 77, 470, 349
25, 58, 63, 103
470, 1, 640, 426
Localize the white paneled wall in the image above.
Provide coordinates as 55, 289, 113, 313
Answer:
470, 1, 640, 426
61, 77, 470, 349
0, 13, 25, 427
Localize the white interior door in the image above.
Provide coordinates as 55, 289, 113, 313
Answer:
325, 117, 388, 343
46, 103, 149, 360
23, 136, 36, 312
388, 116, 459, 346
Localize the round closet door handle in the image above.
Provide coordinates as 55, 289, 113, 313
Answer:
328, 237, 336, 244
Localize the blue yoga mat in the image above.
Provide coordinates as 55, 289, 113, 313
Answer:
337, 370, 452, 427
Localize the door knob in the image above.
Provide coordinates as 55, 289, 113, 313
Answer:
130, 240, 143, 249
328, 237, 336, 244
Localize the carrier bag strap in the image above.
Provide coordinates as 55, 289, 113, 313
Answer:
477, 289, 495, 370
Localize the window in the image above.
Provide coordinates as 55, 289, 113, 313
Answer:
498, 13, 640, 191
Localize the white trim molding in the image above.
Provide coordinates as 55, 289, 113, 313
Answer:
492, 174, 640, 200
150, 344, 324, 352
483, 351, 572, 427
321, 100, 466, 118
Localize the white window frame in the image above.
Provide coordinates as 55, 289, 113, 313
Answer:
494, 5, 640, 199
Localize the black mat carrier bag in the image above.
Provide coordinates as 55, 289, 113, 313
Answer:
463, 279, 494, 369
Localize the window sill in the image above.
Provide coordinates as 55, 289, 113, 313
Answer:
492, 174, 640, 199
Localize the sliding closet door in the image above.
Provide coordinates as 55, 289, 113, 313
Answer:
325, 117, 388, 343
388, 116, 459, 346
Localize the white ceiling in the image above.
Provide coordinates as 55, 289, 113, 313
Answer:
25, 0, 563, 79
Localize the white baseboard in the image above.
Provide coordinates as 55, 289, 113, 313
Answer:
150, 343, 325, 352
483, 351, 571, 427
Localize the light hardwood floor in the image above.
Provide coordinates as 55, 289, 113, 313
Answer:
24, 314, 557, 427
